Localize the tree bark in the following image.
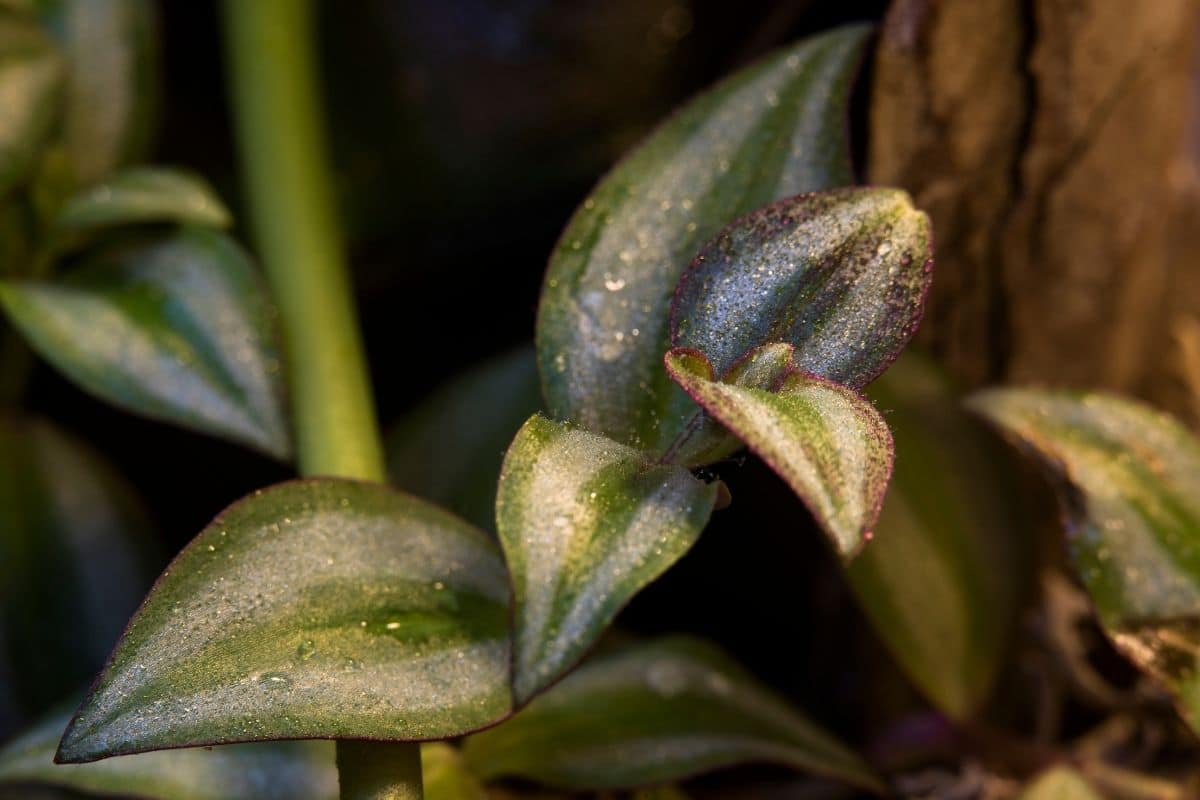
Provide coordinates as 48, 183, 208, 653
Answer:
869, 0, 1200, 424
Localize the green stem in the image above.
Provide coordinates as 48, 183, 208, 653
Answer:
221, 0, 385, 481
221, 1, 419, 798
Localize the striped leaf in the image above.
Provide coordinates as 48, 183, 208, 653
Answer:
0, 707, 337, 800
57, 479, 513, 763
968, 389, 1200, 732
537, 25, 869, 453
0, 228, 291, 459
670, 187, 932, 393
463, 637, 882, 792
665, 346, 892, 559
497, 415, 718, 704
54, 166, 232, 235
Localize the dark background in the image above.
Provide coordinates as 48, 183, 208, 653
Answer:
25, 0, 903, 757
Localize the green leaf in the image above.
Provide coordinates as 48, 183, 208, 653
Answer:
845, 353, 1027, 718
497, 415, 718, 704
1018, 767, 1101, 800
0, 415, 154, 719
53, 166, 232, 234
537, 25, 870, 453
0, 228, 291, 459
463, 637, 881, 792
670, 187, 932, 392
0, 706, 338, 800
56, 479, 513, 763
44, 0, 158, 183
387, 346, 541, 530
967, 389, 1200, 732
0, 14, 62, 197
664, 346, 892, 559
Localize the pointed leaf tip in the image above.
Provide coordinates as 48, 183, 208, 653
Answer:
665, 346, 893, 558
57, 479, 513, 763
497, 415, 718, 704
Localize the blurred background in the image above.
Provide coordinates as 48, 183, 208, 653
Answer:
8, 0, 1200, 794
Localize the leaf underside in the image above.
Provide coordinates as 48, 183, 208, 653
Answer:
54, 165, 232, 234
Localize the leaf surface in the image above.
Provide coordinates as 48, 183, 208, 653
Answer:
497, 415, 717, 703
0, 707, 337, 800
670, 187, 932, 391
665, 346, 892, 558
463, 637, 881, 792
0, 228, 291, 458
845, 353, 1027, 718
54, 166, 231, 234
537, 26, 869, 452
57, 479, 513, 763
968, 389, 1200, 732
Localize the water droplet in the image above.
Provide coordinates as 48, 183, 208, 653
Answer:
604, 277, 627, 292
258, 672, 292, 689
296, 639, 316, 660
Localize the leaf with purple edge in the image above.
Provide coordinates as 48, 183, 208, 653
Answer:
56, 479, 513, 764
537, 25, 870, 454
967, 388, 1200, 734
462, 636, 883, 793
0, 228, 291, 459
496, 415, 718, 705
665, 346, 893, 559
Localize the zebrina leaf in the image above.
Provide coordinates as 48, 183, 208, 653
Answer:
56, 479, 513, 763
0, 228, 291, 459
0, 706, 338, 800
664, 346, 892, 559
462, 636, 882, 793
53, 165, 232, 235
497, 414, 718, 704
967, 389, 1200, 733
537, 25, 870, 453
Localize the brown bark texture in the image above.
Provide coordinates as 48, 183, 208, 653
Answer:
869, 0, 1200, 424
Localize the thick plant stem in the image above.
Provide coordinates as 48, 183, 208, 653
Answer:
221, 1, 420, 798
221, 0, 385, 481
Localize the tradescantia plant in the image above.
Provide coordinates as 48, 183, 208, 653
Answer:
3, 2, 1200, 800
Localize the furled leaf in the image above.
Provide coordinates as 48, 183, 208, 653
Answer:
43, 0, 158, 183
463, 637, 881, 792
0, 14, 61, 197
56, 479, 513, 763
497, 415, 718, 704
1018, 767, 1101, 800
0, 415, 153, 721
387, 346, 541, 530
53, 166, 232, 234
664, 346, 892, 559
845, 353, 1027, 718
0, 707, 338, 800
0, 228, 291, 459
670, 187, 932, 391
537, 25, 870, 453
967, 389, 1200, 731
